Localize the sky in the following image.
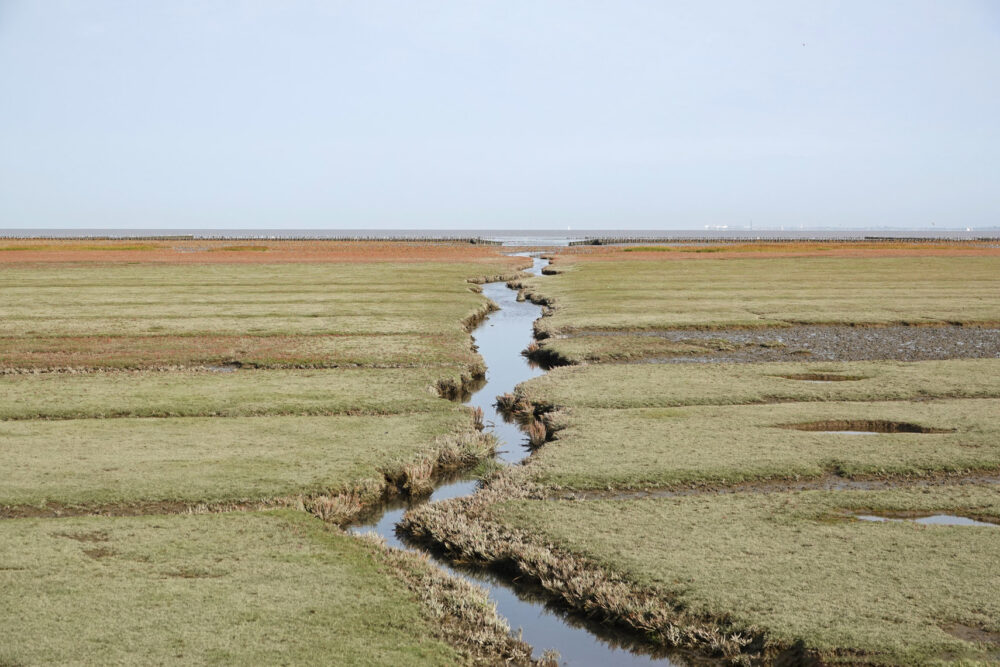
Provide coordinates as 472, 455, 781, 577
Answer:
1, 1, 998, 230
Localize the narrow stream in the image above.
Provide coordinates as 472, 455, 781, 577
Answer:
349, 256, 679, 666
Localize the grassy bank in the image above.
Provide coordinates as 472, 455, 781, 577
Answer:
525, 399, 1000, 490
0, 510, 534, 665
520, 256, 1000, 336
0, 243, 543, 661
515, 358, 1000, 409
0, 411, 494, 511
0, 261, 522, 338
486, 485, 1000, 664
0, 367, 472, 420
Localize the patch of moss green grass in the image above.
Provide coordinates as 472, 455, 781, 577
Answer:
524, 256, 1000, 335
0, 367, 466, 420
0, 261, 518, 337
528, 399, 1000, 490
517, 359, 1000, 409
492, 484, 1000, 664
1, 411, 477, 509
0, 510, 466, 665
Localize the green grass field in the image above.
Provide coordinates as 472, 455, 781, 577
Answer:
0, 411, 490, 509
516, 358, 1000, 409
0, 510, 510, 665
492, 485, 1000, 664
0, 367, 464, 420
0, 249, 536, 663
0, 262, 513, 338
529, 334, 729, 364
524, 256, 1000, 336
8, 246, 1000, 663
527, 399, 1000, 490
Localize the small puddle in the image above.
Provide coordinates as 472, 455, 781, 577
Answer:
349, 255, 682, 666
854, 514, 1000, 527
819, 430, 881, 435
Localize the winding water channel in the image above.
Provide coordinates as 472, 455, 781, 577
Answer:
349, 256, 678, 666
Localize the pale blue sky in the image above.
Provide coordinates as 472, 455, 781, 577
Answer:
1, 1, 998, 230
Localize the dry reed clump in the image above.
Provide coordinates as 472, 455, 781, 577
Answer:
532, 318, 558, 341
526, 421, 548, 447
356, 532, 552, 666
494, 392, 542, 424
398, 472, 771, 665
466, 359, 487, 378
494, 392, 519, 415
303, 430, 497, 524
522, 341, 573, 368
435, 370, 487, 401
471, 406, 484, 430
435, 430, 499, 466
383, 430, 499, 500
402, 459, 437, 496
304, 492, 368, 523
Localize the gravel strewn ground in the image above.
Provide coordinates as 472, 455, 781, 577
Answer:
575, 324, 1000, 363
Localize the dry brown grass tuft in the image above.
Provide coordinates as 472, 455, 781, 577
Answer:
403, 459, 437, 496
303, 493, 367, 523
495, 392, 518, 414
526, 421, 547, 448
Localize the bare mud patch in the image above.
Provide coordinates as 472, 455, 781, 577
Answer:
82, 547, 115, 559
574, 324, 1000, 363
779, 419, 954, 434
55, 530, 110, 543
941, 622, 1000, 645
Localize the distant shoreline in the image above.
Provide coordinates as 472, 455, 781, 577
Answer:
1, 228, 997, 246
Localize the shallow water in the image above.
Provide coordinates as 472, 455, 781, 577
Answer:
855, 513, 999, 527
349, 256, 680, 666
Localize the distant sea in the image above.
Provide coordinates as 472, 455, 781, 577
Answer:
1, 228, 997, 247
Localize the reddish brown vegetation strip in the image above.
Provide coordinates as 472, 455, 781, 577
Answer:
0, 239, 511, 264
